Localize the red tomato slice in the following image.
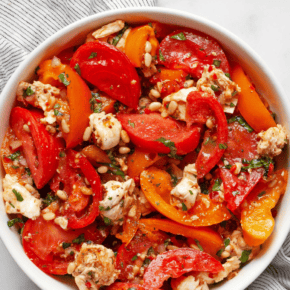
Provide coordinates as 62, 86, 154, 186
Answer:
117, 113, 201, 155
70, 41, 141, 109
143, 248, 224, 289
56, 46, 76, 65
10, 107, 61, 189
159, 29, 230, 78
22, 216, 109, 275
186, 92, 228, 178
224, 121, 259, 165
220, 168, 263, 212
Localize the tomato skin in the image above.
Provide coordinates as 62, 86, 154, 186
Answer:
159, 29, 230, 78
220, 168, 263, 212
143, 248, 224, 289
186, 92, 228, 178
10, 107, 61, 189
22, 217, 109, 275
56, 46, 76, 65
70, 41, 141, 109
117, 113, 201, 155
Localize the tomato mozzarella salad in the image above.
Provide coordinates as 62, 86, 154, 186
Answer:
1, 20, 289, 290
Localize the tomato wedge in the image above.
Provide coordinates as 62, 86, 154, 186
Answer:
143, 248, 224, 289
186, 92, 228, 178
159, 29, 230, 78
10, 107, 61, 189
117, 113, 201, 155
64, 150, 102, 229
220, 168, 263, 212
22, 217, 108, 275
70, 41, 141, 109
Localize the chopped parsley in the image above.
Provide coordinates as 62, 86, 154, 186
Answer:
42, 194, 57, 206
94, 103, 102, 113
224, 238, 230, 247
88, 52, 97, 59
181, 203, 187, 211
227, 115, 253, 133
171, 32, 187, 41
103, 217, 112, 226
194, 239, 203, 251
159, 49, 165, 61
240, 250, 251, 263
212, 178, 222, 192
155, 137, 180, 159
12, 189, 23, 202
211, 84, 219, 92
219, 143, 227, 150
258, 191, 266, 198
231, 90, 238, 97
54, 109, 63, 116
25, 167, 31, 176
189, 190, 194, 195
7, 218, 23, 228
241, 157, 274, 177
230, 102, 235, 107
112, 23, 129, 46
11, 165, 19, 169
74, 63, 81, 75
225, 73, 232, 80
59, 151, 65, 158
90, 92, 101, 111
72, 234, 85, 244
58, 73, 70, 86
128, 120, 135, 128
7, 150, 21, 161
213, 59, 221, 67
166, 168, 178, 186
131, 255, 138, 261
25, 86, 34, 96
54, 103, 61, 109
62, 242, 71, 249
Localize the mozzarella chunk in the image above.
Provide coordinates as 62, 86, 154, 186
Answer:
170, 164, 201, 210
213, 256, 241, 283
89, 112, 122, 150
92, 20, 125, 39
257, 124, 288, 157
174, 276, 209, 290
16, 81, 60, 111
69, 244, 119, 290
160, 87, 197, 121
137, 188, 155, 216
2, 174, 41, 219
196, 66, 241, 113
99, 179, 135, 225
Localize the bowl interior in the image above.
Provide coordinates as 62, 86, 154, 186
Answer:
0, 7, 289, 290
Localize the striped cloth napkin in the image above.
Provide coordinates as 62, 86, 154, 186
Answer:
0, 1, 289, 290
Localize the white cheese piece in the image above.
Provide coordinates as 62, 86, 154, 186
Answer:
89, 112, 122, 150
175, 276, 209, 290
69, 243, 119, 290
160, 87, 197, 121
99, 179, 135, 225
2, 174, 41, 219
42, 110, 57, 124
170, 164, 201, 210
92, 20, 125, 39
257, 124, 288, 157
196, 66, 241, 113
213, 256, 241, 283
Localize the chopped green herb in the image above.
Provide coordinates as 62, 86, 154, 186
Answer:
147, 246, 155, 256
166, 168, 178, 186
220, 220, 227, 228
74, 63, 81, 75
155, 137, 180, 159
211, 85, 219, 92
25, 86, 34, 96
224, 238, 230, 247
131, 255, 138, 261
232, 190, 240, 196
58, 73, 70, 86
104, 163, 126, 180
42, 194, 57, 206
194, 239, 203, 251
230, 102, 235, 107
128, 288, 137, 290
120, 262, 124, 268
240, 250, 252, 263
156, 202, 160, 206
35, 66, 40, 74
11, 165, 19, 169
213, 60, 221, 67
62, 242, 71, 249
204, 137, 211, 145
88, 52, 97, 59
54, 103, 61, 109
216, 248, 224, 257
171, 32, 186, 41
143, 258, 151, 267
103, 217, 112, 226
258, 191, 266, 198
228, 115, 253, 133
241, 157, 274, 177
70, 251, 74, 255
219, 143, 227, 150
159, 49, 165, 61
94, 103, 102, 113
54, 109, 63, 116
72, 233, 85, 244
59, 151, 65, 158
108, 197, 112, 200
225, 73, 232, 80
231, 90, 238, 97
7, 218, 23, 228
189, 190, 193, 195
25, 167, 31, 176
128, 120, 135, 128
212, 178, 222, 192
112, 23, 129, 46
12, 189, 23, 202
164, 239, 170, 248
181, 203, 187, 211
7, 151, 21, 161
148, 22, 153, 27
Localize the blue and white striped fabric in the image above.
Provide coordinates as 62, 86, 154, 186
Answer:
0, 1, 290, 290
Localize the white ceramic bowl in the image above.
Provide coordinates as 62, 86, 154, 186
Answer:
0, 7, 289, 290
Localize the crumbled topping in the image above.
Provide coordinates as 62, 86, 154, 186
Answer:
92, 20, 125, 39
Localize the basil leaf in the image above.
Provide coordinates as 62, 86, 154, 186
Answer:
219, 143, 227, 150
62, 242, 71, 249
7, 218, 23, 228
155, 137, 179, 159
94, 103, 102, 113
103, 217, 112, 226
42, 194, 57, 206
128, 120, 135, 128
131, 255, 138, 261
227, 116, 253, 133
72, 233, 85, 244
58, 73, 70, 86
171, 32, 187, 41
88, 52, 97, 59
74, 63, 81, 75
225, 73, 232, 80
7, 151, 21, 161
212, 178, 222, 191
25, 86, 34, 96
159, 49, 165, 61
240, 250, 252, 263
12, 189, 23, 202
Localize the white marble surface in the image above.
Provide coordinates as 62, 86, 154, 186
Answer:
1, 0, 290, 289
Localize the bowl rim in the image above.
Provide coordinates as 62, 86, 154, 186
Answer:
0, 6, 289, 290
